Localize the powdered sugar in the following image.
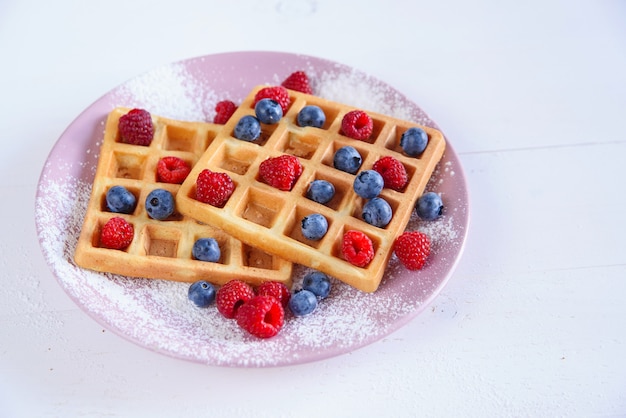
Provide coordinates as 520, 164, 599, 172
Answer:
35, 53, 468, 367
316, 70, 423, 123
110, 63, 219, 122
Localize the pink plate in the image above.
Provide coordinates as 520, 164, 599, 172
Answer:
35, 51, 469, 367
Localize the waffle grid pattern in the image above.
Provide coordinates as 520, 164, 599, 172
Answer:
74, 108, 293, 286
177, 87, 446, 292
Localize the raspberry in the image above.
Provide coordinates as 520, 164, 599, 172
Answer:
214, 100, 237, 124
394, 231, 431, 270
373, 156, 408, 191
342, 230, 374, 268
157, 156, 191, 184
195, 169, 235, 207
236, 295, 284, 338
257, 281, 291, 307
118, 108, 154, 146
216, 280, 255, 319
258, 155, 303, 191
281, 71, 313, 94
253, 86, 291, 114
341, 110, 373, 141
100, 217, 134, 250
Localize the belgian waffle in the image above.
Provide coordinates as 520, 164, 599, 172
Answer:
176, 86, 446, 293
74, 107, 293, 287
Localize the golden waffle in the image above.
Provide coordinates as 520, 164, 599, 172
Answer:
74, 107, 293, 287
177, 86, 446, 292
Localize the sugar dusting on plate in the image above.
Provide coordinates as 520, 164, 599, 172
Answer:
111, 62, 219, 122
35, 56, 465, 367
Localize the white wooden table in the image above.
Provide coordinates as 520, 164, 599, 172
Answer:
1, 1, 624, 416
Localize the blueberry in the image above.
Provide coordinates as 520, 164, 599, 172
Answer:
234, 115, 261, 141
416, 192, 444, 220
188, 280, 216, 308
145, 189, 175, 220
353, 170, 384, 199
254, 98, 283, 125
106, 185, 136, 214
362, 197, 393, 228
333, 146, 362, 174
192, 238, 221, 262
301, 213, 328, 240
400, 127, 429, 156
288, 289, 318, 316
302, 271, 331, 299
306, 180, 335, 204
297, 105, 326, 128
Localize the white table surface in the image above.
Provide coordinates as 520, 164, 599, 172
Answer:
2, 0, 625, 416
